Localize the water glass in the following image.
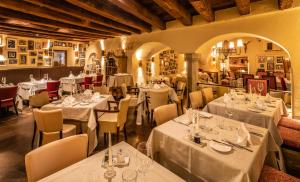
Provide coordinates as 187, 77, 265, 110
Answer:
1, 77, 6, 84
122, 169, 137, 182
29, 74, 33, 82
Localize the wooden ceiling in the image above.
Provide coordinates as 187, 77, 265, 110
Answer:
0, 0, 294, 41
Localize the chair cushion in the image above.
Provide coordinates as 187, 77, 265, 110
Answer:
279, 117, 300, 131
278, 126, 300, 150
99, 113, 118, 133
259, 165, 300, 182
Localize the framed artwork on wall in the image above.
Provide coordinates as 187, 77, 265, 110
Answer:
30, 58, 36, 65
29, 51, 37, 56
35, 42, 42, 49
44, 58, 52, 66
257, 56, 266, 63
276, 56, 284, 64
9, 59, 17, 64
19, 40, 27, 46
7, 38, 16, 49
259, 63, 265, 69
20, 54, 27, 64
8, 51, 17, 58
28, 40, 34, 50
267, 62, 274, 70
19, 46, 27, 53
266, 56, 274, 62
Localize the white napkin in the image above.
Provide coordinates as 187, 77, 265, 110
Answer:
160, 82, 166, 87
83, 89, 93, 96
153, 84, 160, 89
224, 93, 231, 104
255, 99, 266, 110
68, 73, 74, 78
236, 123, 251, 146
198, 111, 213, 118
62, 96, 76, 106
91, 92, 101, 101
265, 93, 271, 103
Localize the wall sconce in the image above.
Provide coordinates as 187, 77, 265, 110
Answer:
0, 47, 6, 62
100, 39, 105, 51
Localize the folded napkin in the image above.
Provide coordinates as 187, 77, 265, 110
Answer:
198, 111, 213, 118
83, 89, 93, 96
153, 84, 161, 89
68, 73, 74, 78
265, 93, 271, 103
236, 123, 251, 146
255, 99, 266, 110
91, 92, 101, 101
62, 96, 76, 106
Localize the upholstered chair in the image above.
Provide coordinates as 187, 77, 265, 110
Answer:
33, 109, 76, 146
94, 95, 131, 143
201, 87, 214, 106
176, 81, 186, 114
259, 165, 300, 182
82, 76, 93, 89
29, 91, 50, 149
25, 134, 88, 182
148, 89, 169, 126
216, 86, 229, 98
93, 74, 103, 87
120, 83, 138, 107
93, 86, 110, 95
247, 79, 269, 96
189, 90, 203, 110
0, 85, 18, 115
46, 81, 60, 101
154, 103, 178, 126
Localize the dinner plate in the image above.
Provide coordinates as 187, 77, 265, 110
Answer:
209, 141, 232, 153
79, 102, 89, 106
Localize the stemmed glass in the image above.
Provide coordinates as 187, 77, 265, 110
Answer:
29, 74, 34, 82
257, 82, 264, 96
1, 77, 6, 85
136, 142, 154, 181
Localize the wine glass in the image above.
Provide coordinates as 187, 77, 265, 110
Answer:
225, 101, 234, 119
29, 74, 34, 82
136, 142, 153, 181
257, 82, 264, 96
1, 77, 6, 85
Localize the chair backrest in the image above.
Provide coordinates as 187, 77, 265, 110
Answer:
25, 134, 88, 182
29, 91, 50, 108
242, 74, 254, 87
189, 90, 203, 109
262, 75, 277, 90
177, 81, 186, 98
117, 95, 131, 130
33, 109, 63, 133
201, 87, 214, 105
120, 83, 127, 98
96, 74, 103, 82
247, 79, 269, 96
280, 77, 287, 91
154, 103, 178, 126
0, 85, 18, 101
46, 81, 60, 92
148, 89, 169, 110
216, 86, 229, 98
93, 86, 110, 95
256, 71, 267, 79
84, 76, 93, 84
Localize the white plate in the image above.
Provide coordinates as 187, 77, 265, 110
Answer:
209, 141, 232, 153
79, 102, 89, 106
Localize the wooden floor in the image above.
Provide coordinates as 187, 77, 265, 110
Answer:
0, 108, 152, 182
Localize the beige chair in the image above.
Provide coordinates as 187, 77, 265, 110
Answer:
95, 95, 131, 142
93, 86, 110, 95
201, 87, 214, 105
189, 90, 203, 109
29, 91, 50, 149
121, 83, 139, 107
176, 81, 186, 114
216, 86, 229, 98
154, 103, 178, 126
25, 134, 88, 182
148, 89, 169, 126
33, 109, 76, 146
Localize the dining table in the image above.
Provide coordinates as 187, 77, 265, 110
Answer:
203, 94, 287, 146
108, 73, 134, 87
38, 141, 184, 182
60, 76, 84, 93
41, 94, 114, 154
147, 111, 279, 182
136, 84, 178, 125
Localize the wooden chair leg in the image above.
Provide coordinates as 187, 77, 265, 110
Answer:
31, 122, 37, 149
59, 130, 63, 139
38, 131, 43, 147
150, 110, 154, 127
117, 127, 120, 142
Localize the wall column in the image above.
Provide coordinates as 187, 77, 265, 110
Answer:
185, 53, 199, 106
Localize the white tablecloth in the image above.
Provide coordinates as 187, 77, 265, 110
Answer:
41, 95, 114, 154
60, 77, 84, 92
147, 112, 279, 182
18, 81, 47, 100
108, 73, 133, 87
203, 95, 287, 146
136, 86, 178, 125
38, 142, 184, 182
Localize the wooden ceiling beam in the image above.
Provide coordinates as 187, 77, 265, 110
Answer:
152, 0, 192, 26
0, 7, 114, 37
189, 0, 215, 22
108, 0, 166, 30
66, 0, 151, 32
24, 0, 140, 34
234, 0, 251, 15
278, 0, 293, 9
0, 0, 128, 36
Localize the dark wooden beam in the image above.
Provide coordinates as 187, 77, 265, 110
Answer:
152, 0, 192, 26
278, 0, 293, 9
24, 0, 140, 34
66, 0, 151, 32
0, 0, 129, 36
108, 0, 166, 30
234, 0, 250, 15
0, 7, 114, 37
189, 0, 214, 22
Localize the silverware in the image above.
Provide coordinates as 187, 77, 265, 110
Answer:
224, 140, 253, 152
249, 131, 263, 137
212, 139, 233, 147
171, 119, 190, 126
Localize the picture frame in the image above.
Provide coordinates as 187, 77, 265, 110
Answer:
20, 54, 27, 64
259, 63, 265, 69
29, 51, 37, 57
35, 42, 42, 49
7, 38, 16, 49
44, 57, 52, 66
19, 40, 27, 46
267, 62, 274, 70
9, 59, 17, 64
30, 58, 36, 65
257, 56, 266, 63
19, 46, 27, 53
276, 56, 284, 64
266, 56, 274, 63
8, 51, 17, 58
28, 40, 34, 50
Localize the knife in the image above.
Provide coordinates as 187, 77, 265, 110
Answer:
224, 140, 253, 152
212, 139, 233, 147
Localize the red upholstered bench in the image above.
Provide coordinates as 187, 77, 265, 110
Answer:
259, 165, 300, 182
278, 117, 300, 150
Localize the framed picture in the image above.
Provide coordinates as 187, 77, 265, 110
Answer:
7, 38, 16, 49
28, 40, 34, 50
19, 40, 27, 46
0, 35, 2, 46
29, 51, 37, 56
266, 42, 273, 51
30, 58, 36, 65
266, 56, 274, 63
9, 59, 17, 64
35, 42, 42, 49
257, 56, 266, 63
19, 46, 27, 53
267, 62, 274, 70
7, 51, 17, 58
259, 63, 265, 69
44, 57, 52, 66
276, 56, 284, 64
20, 54, 27, 64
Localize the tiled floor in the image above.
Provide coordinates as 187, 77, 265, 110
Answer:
0, 108, 152, 182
